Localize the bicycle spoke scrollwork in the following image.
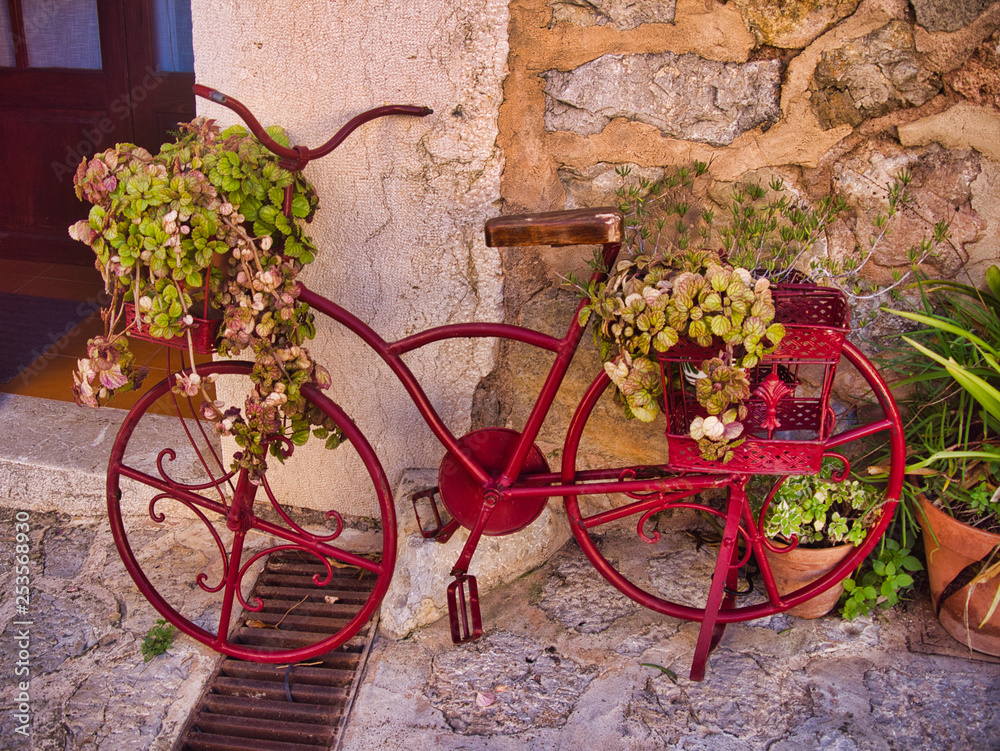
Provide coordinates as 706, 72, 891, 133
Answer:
148, 493, 229, 593
233, 543, 336, 612
260, 473, 344, 543
108, 361, 398, 663
153, 447, 238, 495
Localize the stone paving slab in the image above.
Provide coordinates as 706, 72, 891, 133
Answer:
340, 534, 1000, 751
0, 509, 218, 751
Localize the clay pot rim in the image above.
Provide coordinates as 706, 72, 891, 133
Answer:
916, 493, 1000, 547
765, 538, 856, 554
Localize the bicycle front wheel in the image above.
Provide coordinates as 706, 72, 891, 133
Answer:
561, 342, 904, 624
107, 360, 396, 662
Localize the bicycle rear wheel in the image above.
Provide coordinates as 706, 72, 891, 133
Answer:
561, 341, 904, 624
107, 360, 396, 662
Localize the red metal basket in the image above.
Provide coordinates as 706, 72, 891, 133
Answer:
658, 283, 850, 474
124, 302, 221, 354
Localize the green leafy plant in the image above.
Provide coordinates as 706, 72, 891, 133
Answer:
884, 266, 1000, 534
141, 618, 177, 662
880, 268, 1000, 634
763, 471, 882, 547
69, 118, 342, 482
840, 539, 923, 619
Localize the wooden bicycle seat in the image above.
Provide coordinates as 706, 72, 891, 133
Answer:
485, 207, 623, 247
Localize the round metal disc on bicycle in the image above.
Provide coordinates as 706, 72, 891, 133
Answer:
438, 428, 550, 535
106, 361, 396, 663
561, 341, 904, 623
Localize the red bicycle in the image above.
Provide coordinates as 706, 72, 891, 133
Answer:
106, 86, 905, 681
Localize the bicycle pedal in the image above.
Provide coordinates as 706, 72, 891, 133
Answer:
411, 487, 452, 540
433, 519, 460, 544
446, 574, 483, 644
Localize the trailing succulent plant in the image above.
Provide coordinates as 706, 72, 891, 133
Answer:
579, 244, 784, 463
570, 160, 950, 463
69, 117, 341, 482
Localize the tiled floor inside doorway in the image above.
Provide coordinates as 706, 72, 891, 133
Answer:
0, 260, 210, 410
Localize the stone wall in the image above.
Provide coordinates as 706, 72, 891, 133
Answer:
478, 0, 1000, 470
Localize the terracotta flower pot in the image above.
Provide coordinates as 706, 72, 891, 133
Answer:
764, 542, 854, 618
916, 494, 1000, 656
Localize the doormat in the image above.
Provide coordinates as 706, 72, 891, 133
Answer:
0, 292, 101, 383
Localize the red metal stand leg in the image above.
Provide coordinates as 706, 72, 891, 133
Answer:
690, 480, 746, 681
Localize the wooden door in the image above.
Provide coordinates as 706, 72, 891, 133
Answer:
0, 0, 195, 266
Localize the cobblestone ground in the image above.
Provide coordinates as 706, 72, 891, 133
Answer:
2, 511, 1000, 750
0, 510, 219, 751
342, 529, 1000, 751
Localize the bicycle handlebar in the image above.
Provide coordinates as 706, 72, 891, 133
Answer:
193, 84, 433, 169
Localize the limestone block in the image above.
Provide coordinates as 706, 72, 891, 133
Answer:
967, 159, 1000, 284
732, 0, 861, 49
560, 162, 665, 211
542, 52, 782, 147
549, 0, 676, 30
378, 469, 572, 639
898, 103, 1000, 285
810, 20, 942, 129
947, 30, 1000, 109
898, 101, 1000, 161
912, 0, 994, 32
0, 391, 235, 523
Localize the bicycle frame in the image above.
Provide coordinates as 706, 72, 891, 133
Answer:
297, 248, 729, 511
100, 84, 909, 679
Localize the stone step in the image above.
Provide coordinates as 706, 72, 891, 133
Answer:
0, 393, 209, 516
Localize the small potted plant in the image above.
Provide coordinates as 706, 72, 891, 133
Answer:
760, 471, 883, 617
887, 267, 1000, 655
68, 117, 338, 483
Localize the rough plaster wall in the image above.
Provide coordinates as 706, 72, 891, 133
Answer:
191, 0, 508, 514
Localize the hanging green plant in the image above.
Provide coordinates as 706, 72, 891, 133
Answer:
578, 246, 785, 461
69, 117, 339, 482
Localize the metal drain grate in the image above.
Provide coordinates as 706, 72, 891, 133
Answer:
173, 550, 379, 751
